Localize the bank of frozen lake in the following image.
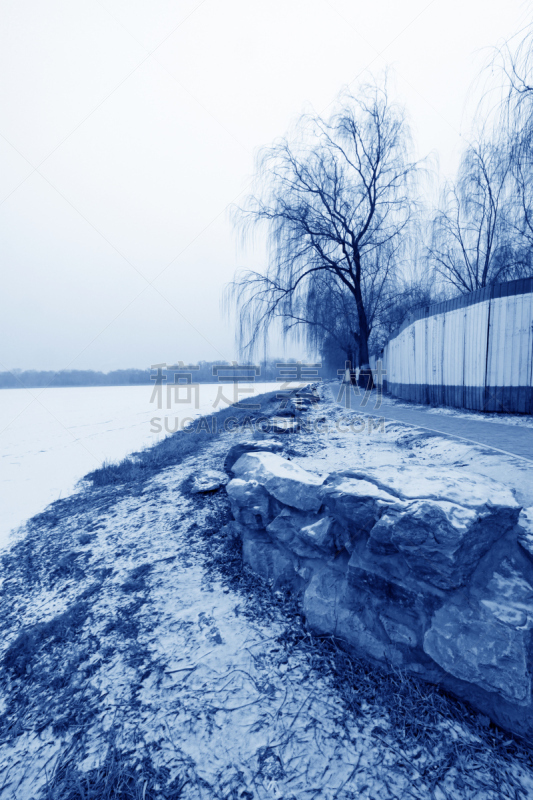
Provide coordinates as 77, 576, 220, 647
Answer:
1, 386, 533, 798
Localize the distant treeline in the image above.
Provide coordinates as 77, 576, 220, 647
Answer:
0, 360, 329, 390
0, 369, 154, 389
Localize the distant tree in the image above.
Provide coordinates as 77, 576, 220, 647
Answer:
424, 20, 533, 297
228, 77, 419, 366
369, 275, 441, 352
494, 24, 533, 268
426, 137, 515, 294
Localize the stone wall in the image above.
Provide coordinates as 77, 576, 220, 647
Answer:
224, 445, 533, 740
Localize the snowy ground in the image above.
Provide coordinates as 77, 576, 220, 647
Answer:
1, 386, 533, 799
0, 382, 275, 549
316, 385, 533, 510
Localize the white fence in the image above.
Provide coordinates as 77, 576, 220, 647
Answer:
375, 278, 533, 414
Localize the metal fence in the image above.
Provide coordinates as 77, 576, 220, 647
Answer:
374, 277, 533, 414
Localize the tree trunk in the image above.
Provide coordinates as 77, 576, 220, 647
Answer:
352, 249, 371, 367
358, 364, 374, 390
358, 335, 370, 366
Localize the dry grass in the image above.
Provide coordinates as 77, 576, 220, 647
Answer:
43, 744, 193, 800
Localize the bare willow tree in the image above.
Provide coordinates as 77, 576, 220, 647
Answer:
427, 137, 513, 293
283, 275, 361, 366
492, 21, 533, 265
228, 78, 418, 366
278, 239, 406, 366
494, 20, 533, 139
425, 20, 533, 295
371, 271, 440, 350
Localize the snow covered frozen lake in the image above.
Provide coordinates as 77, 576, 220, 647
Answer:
0, 382, 275, 549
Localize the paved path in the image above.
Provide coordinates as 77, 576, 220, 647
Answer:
332, 385, 533, 462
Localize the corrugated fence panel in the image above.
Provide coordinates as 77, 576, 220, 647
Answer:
442, 308, 454, 407
515, 293, 533, 412
528, 293, 533, 394
377, 279, 533, 414
407, 322, 417, 402
415, 318, 428, 404
463, 300, 489, 410
485, 296, 507, 411
506, 294, 522, 412
393, 336, 401, 386
428, 313, 445, 406
443, 307, 466, 408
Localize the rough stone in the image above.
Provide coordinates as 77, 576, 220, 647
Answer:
269, 416, 300, 434
266, 508, 336, 557
347, 536, 444, 618
288, 398, 307, 415
295, 391, 320, 403
320, 474, 400, 544
303, 567, 400, 663
352, 464, 520, 512
299, 515, 337, 553
517, 507, 533, 560
224, 440, 284, 474
241, 528, 296, 588
383, 499, 514, 589
226, 478, 273, 529
367, 510, 400, 555
379, 613, 418, 647
480, 557, 533, 629
232, 452, 326, 512
302, 565, 343, 637
424, 600, 532, 704
190, 470, 228, 493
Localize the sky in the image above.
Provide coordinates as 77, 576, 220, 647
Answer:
0, 0, 529, 371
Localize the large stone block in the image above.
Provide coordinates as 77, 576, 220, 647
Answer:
231, 452, 326, 512
347, 537, 444, 620
224, 440, 284, 473
191, 470, 228, 493
478, 556, 533, 630
373, 499, 516, 590
226, 478, 273, 529
242, 529, 296, 588
225, 447, 533, 739
379, 612, 419, 647
302, 565, 343, 637
266, 507, 337, 557
320, 474, 400, 546
517, 507, 533, 561
303, 566, 402, 663
424, 600, 532, 704
352, 464, 519, 513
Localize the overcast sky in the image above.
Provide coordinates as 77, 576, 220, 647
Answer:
0, 0, 529, 371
